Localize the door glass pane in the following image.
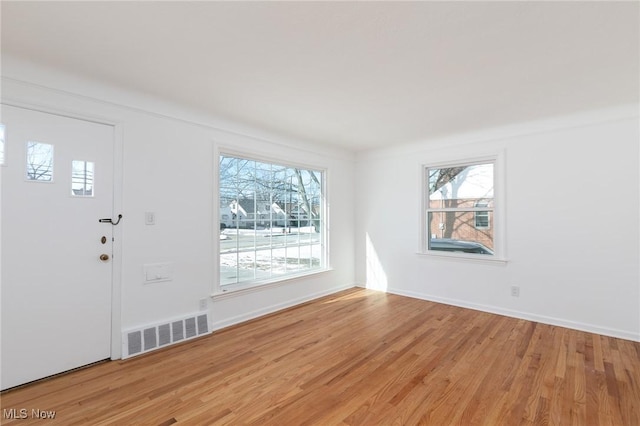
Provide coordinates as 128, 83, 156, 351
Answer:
71, 160, 95, 197
26, 141, 54, 181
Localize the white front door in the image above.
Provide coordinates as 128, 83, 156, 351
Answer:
1, 104, 115, 390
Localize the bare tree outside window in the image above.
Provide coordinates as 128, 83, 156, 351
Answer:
219, 154, 324, 288
427, 162, 494, 255
26, 141, 54, 181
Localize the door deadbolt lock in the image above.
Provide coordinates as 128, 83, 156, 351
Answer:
99, 254, 110, 261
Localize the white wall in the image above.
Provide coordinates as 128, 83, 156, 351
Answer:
1, 57, 356, 357
3, 54, 638, 358
356, 107, 640, 341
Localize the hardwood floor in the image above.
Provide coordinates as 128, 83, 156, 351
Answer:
2, 288, 639, 425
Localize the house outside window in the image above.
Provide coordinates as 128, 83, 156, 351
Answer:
423, 156, 503, 259
474, 202, 490, 229
218, 153, 326, 292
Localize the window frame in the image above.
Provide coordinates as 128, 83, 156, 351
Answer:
420, 152, 506, 262
214, 147, 329, 296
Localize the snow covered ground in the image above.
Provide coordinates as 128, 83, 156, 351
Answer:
219, 227, 322, 285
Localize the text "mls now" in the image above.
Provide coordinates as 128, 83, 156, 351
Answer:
3, 408, 57, 419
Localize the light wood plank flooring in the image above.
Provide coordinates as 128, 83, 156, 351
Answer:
2, 288, 639, 425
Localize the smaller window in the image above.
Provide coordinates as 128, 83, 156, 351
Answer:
424, 159, 497, 258
0, 124, 5, 165
71, 160, 95, 197
26, 141, 54, 182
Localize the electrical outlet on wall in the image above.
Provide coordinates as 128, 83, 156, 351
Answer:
511, 286, 520, 297
199, 298, 208, 311
145, 211, 156, 225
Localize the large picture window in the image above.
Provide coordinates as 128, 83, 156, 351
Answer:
218, 153, 325, 290
425, 160, 496, 257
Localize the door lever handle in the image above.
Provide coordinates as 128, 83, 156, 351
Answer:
99, 214, 123, 226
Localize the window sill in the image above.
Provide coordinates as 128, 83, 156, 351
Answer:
416, 251, 508, 265
212, 268, 333, 300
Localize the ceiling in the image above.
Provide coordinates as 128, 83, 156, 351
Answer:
1, 1, 638, 152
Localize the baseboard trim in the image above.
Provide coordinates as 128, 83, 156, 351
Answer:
210, 283, 356, 332
385, 287, 640, 342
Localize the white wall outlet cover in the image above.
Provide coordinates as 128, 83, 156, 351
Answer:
199, 298, 208, 311
145, 212, 156, 225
